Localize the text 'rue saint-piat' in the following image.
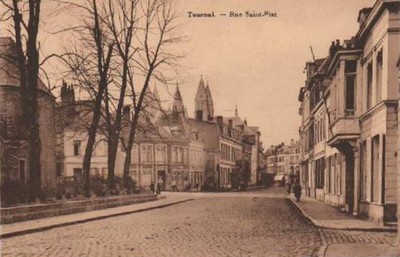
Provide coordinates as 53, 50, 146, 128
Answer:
187, 11, 277, 18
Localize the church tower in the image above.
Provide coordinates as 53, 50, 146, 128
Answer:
172, 85, 186, 118
205, 81, 214, 119
195, 75, 214, 121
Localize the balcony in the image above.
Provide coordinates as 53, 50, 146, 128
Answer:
327, 116, 360, 150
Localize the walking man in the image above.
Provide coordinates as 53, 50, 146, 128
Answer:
293, 180, 302, 202
171, 178, 178, 192
157, 176, 164, 194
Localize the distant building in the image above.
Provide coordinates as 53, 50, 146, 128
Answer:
194, 76, 214, 121
189, 76, 264, 189
56, 75, 264, 192
57, 84, 205, 191
264, 140, 300, 183
0, 37, 57, 188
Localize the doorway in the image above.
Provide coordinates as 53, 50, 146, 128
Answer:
157, 170, 166, 190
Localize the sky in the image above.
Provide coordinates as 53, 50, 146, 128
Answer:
0, 0, 377, 148
172, 0, 376, 148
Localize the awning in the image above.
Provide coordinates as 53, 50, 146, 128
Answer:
274, 175, 285, 181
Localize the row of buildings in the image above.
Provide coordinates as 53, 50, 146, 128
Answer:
264, 139, 301, 184
297, 0, 400, 224
0, 37, 265, 193
58, 77, 265, 191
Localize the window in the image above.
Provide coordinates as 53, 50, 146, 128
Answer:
142, 145, 153, 163
371, 135, 380, 202
131, 144, 139, 164
376, 50, 383, 103
360, 141, 367, 201
177, 147, 183, 163
73, 140, 81, 156
367, 62, 373, 109
345, 76, 356, 115
315, 158, 325, 189
156, 145, 166, 163
345, 60, 356, 116
336, 154, 341, 194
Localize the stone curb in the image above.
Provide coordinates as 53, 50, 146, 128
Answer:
0, 198, 194, 239
288, 197, 397, 233
314, 245, 329, 257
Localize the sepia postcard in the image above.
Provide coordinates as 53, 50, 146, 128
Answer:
0, 0, 399, 256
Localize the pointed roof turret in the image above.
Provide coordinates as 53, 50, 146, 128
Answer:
205, 81, 212, 101
195, 75, 207, 98
172, 83, 185, 116
174, 84, 182, 100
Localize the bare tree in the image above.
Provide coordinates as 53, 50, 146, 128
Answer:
122, 0, 183, 186
60, 0, 115, 196
59, 0, 182, 193
0, 0, 44, 200
101, 0, 139, 190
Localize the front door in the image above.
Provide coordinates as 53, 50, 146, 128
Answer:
345, 152, 354, 213
157, 170, 166, 190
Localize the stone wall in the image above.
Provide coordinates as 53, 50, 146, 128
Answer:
0, 194, 158, 224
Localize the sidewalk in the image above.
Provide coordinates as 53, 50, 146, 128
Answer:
317, 243, 399, 257
0, 193, 194, 239
288, 195, 399, 257
288, 195, 397, 232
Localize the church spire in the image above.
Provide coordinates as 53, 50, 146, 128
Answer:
172, 83, 185, 117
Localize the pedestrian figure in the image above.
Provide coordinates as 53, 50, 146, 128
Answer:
171, 178, 179, 192
150, 182, 155, 194
157, 176, 164, 193
293, 180, 302, 202
287, 182, 292, 195
183, 179, 189, 192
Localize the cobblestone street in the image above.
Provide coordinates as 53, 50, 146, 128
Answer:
1, 188, 397, 257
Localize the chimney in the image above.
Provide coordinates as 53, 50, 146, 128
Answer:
61, 81, 76, 118
329, 41, 335, 56
357, 8, 372, 28
216, 116, 223, 128
123, 105, 131, 121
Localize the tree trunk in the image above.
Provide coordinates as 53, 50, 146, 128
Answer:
107, 133, 118, 190
122, 73, 153, 186
81, 0, 113, 196
82, 92, 104, 196
26, 0, 42, 201
123, 119, 137, 186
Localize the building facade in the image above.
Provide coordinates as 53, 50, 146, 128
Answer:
57, 84, 205, 191
298, 0, 400, 223
264, 140, 300, 183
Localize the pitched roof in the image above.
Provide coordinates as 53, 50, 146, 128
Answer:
0, 37, 52, 94
186, 118, 220, 151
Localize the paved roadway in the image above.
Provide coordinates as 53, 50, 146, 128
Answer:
1, 187, 396, 257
